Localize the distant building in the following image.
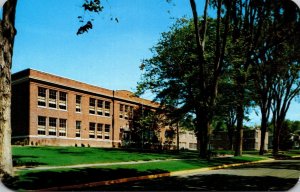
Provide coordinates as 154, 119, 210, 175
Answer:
11, 69, 165, 148
177, 129, 198, 150
211, 129, 269, 151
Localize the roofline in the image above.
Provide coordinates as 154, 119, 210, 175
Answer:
12, 68, 158, 108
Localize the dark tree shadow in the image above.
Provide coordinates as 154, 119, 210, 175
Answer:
90, 174, 299, 191
4, 167, 169, 191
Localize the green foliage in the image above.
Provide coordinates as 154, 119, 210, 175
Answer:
126, 107, 162, 148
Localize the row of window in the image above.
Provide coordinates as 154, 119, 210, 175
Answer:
37, 116, 111, 140
89, 98, 111, 117
38, 87, 136, 120
89, 122, 110, 139
38, 87, 67, 110
38, 87, 112, 117
38, 116, 67, 136
119, 104, 134, 119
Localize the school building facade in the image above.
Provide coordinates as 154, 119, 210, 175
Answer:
11, 69, 164, 148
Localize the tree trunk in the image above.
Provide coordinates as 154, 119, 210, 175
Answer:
273, 119, 282, 155
0, 0, 18, 177
259, 109, 268, 155
234, 104, 244, 156
196, 110, 210, 159
234, 82, 245, 156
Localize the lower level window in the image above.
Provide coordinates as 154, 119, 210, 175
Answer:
38, 116, 46, 135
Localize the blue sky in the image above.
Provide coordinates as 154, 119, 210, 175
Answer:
11, 0, 299, 124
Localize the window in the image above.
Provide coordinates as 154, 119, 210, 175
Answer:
119, 104, 124, 118
59, 119, 67, 136
49, 89, 57, 108
97, 100, 103, 108
48, 117, 57, 136
104, 124, 110, 140
59, 92, 67, 110
129, 106, 134, 119
105, 101, 110, 109
75, 121, 81, 138
104, 101, 111, 117
97, 124, 103, 139
76, 95, 81, 112
89, 98, 96, 114
96, 100, 103, 115
38, 87, 46, 107
38, 116, 46, 135
105, 124, 110, 132
89, 122, 96, 138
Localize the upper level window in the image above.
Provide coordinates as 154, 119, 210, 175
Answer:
49, 90, 57, 108
59, 92, 67, 110
97, 100, 103, 115
89, 98, 96, 114
105, 101, 111, 109
104, 101, 111, 117
76, 95, 81, 112
38, 87, 47, 107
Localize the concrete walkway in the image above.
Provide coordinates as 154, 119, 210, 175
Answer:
16, 158, 181, 171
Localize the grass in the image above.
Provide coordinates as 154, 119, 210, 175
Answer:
12, 146, 181, 167
6, 146, 270, 190
9, 155, 267, 190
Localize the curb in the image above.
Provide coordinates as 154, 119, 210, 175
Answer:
39, 158, 274, 191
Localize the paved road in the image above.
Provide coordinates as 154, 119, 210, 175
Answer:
86, 158, 300, 191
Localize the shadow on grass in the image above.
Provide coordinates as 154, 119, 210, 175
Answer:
92, 173, 298, 191
4, 167, 168, 191
12, 155, 47, 167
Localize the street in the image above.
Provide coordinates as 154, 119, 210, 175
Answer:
86, 157, 300, 191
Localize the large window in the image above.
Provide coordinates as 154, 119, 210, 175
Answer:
76, 95, 81, 112
76, 121, 81, 138
59, 92, 67, 110
38, 87, 47, 107
48, 117, 57, 136
37, 116, 46, 135
49, 90, 57, 108
59, 119, 67, 136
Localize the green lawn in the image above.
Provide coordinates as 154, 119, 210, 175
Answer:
13, 146, 185, 167
6, 146, 270, 190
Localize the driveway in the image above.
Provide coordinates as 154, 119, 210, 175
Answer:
86, 157, 300, 191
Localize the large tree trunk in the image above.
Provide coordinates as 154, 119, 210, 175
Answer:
234, 82, 245, 156
0, 0, 18, 177
259, 109, 268, 155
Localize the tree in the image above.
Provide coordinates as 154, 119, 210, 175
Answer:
248, 0, 300, 155
126, 106, 163, 150
0, 0, 17, 177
